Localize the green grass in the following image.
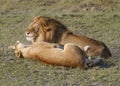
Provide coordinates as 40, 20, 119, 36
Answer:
0, 0, 120, 86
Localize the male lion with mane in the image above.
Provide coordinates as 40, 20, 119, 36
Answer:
26, 16, 112, 59
10, 41, 102, 69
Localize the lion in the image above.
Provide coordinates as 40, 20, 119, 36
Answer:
10, 41, 102, 69
25, 16, 112, 59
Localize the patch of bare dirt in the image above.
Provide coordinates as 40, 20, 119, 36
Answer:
110, 48, 120, 58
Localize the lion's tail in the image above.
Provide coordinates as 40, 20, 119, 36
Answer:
84, 44, 112, 59
101, 42, 112, 59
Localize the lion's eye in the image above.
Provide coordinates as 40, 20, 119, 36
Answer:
32, 29, 37, 33
30, 29, 35, 32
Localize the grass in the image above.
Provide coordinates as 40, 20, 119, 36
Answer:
0, 0, 120, 86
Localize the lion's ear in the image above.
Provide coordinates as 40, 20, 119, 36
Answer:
33, 16, 41, 21
39, 22, 49, 32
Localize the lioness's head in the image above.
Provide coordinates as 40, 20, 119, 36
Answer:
26, 16, 68, 43
10, 41, 24, 58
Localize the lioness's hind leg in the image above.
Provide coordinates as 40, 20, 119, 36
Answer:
63, 43, 78, 53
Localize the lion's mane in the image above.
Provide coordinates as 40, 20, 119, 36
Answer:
25, 16, 112, 59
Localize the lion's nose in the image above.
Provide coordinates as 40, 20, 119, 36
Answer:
26, 32, 30, 35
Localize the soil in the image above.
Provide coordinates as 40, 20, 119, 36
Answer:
110, 48, 120, 58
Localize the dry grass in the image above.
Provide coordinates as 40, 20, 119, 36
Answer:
0, 0, 120, 86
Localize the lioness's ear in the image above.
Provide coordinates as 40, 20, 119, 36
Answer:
15, 51, 23, 58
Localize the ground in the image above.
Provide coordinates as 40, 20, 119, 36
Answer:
0, 0, 120, 86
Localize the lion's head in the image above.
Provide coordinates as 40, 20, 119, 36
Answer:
26, 16, 68, 43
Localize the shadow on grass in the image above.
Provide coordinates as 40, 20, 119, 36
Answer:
96, 48, 120, 68
98, 60, 115, 68
87, 59, 115, 69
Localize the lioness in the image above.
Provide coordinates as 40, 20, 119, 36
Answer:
26, 16, 112, 59
10, 41, 102, 69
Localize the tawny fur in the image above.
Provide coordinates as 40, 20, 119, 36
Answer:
11, 41, 102, 69
12, 42, 87, 69
26, 16, 112, 59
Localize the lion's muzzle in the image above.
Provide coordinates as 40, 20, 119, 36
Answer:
26, 32, 34, 41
